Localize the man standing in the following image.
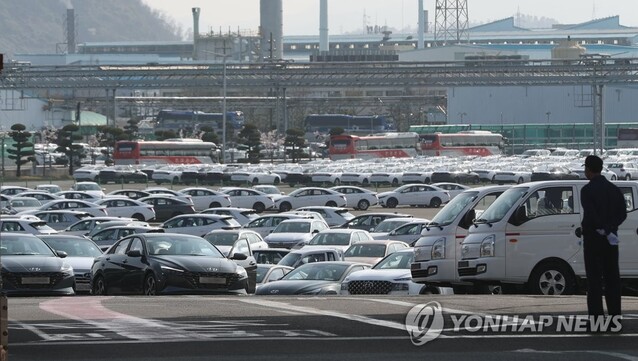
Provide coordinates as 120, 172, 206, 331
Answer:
581, 155, 627, 322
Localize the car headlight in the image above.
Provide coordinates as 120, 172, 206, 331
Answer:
160, 265, 184, 273
392, 283, 410, 291
480, 235, 496, 257
61, 262, 74, 276
340, 282, 348, 290
431, 238, 446, 260
236, 267, 248, 278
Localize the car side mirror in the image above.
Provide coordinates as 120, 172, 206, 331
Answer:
510, 206, 527, 226
312, 229, 320, 234
389, 230, 396, 235
127, 249, 142, 257
56, 250, 68, 258
231, 253, 248, 260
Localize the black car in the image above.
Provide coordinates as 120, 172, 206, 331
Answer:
90, 233, 250, 295
530, 166, 581, 182
431, 169, 480, 184
336, 212, 413, 231
138, 195, 196, 222
0, 233, 75, 296
97, 167, 148, 184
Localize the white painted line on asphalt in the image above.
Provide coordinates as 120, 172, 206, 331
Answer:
358, 298, 490, 316
12, 321, 55, 341
239, 298, 407, 331
515, 349, 638, 361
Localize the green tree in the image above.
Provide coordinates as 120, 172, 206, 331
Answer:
123, 118, 140, 140
154, 130, 177, 141
7, 123, 35, 177
284, 128, 306, 163
55, 124, 84, 175
237, 124, 262, 163
199, 126, 219, 144
329, 127, 345, 136
96, 126, 127, 162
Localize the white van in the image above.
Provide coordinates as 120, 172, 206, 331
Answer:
411, 185, 510, 292
457, 180, 637, 295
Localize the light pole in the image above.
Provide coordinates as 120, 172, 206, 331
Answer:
459, 112, 467, 122
546, 111, 551, 124
202, 49, 231, 163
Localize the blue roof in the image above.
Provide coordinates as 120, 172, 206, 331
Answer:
469, 18, 528, 32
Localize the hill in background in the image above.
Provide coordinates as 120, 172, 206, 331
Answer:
0, 0, 183, 57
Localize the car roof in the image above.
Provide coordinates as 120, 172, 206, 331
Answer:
317, 228, 366, 234
288, 247, 343, 254
347, 240, 408, 245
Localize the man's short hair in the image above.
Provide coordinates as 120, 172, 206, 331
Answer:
585, 155, 603, 173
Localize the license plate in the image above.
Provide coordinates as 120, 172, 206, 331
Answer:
22, 277, 50, 285
200, 277, 226, 284
75, 283, 91, 291
411, 263, 421, 270
458, 261, 469, 268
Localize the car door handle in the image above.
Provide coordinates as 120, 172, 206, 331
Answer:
105, 257, 111, 261
575, 227, 582, 238
122, 260, 128, 264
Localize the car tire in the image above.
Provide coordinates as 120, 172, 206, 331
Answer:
92, 275, 107, 295
386, 197, 398, 208
253, 202, 266, 213
143, 273, 158, 296
357, 199, 370, 211
361, 178, 369, 186
209, 202, 221, 208
626, 174, 631, 180
333, 178, 341, 186
391, 178, 399, 187
252, 178, 259, 185
279, 202, 292, 212
612, 175, 617, 180
424, 177, 431, 184
528, 261, 576, 296
132, 213, 145, 221
274, 177, 281, 185
517, 177, 524, 184
430, 197, 442, 208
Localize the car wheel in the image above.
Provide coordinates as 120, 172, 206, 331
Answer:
612, 175, 617, 180
252, 178, 259, 185
517, 177, 524, 184
143, 273, 158, 296
386, 197, 398, 208
274, 177, 281, 185
209, 202, 221, 208
333, 178, 341, 186
132, 213, 145, 221
391, 178, 399, 186
528, 261, 575, 295
92, 275, 107, 295
424, 177, 431, 184
253, 202, 266, 213
357, 199, 370, 211
173, 177, 180, 184
279, 202, 292, 212
326, 201, 337, 207
626, 174, 631, 180
430, 197, 442, 208
361, 178, 369, 186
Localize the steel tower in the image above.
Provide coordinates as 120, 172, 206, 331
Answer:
434, 0, 469, 45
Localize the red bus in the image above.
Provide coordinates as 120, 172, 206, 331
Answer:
419, 131, 504, 156
328, 133, 419, 160
113, 139, 218, 165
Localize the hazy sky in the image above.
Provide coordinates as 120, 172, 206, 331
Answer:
142, 0, 638, 36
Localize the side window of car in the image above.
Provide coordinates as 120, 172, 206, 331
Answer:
129, 238, 143, 253
231, 239, 250, 256
112, 239, 131, 255
327, 252, 336, 261
267, 268, 285, 282
70, 221, 89, 231
619, 187, 635, 211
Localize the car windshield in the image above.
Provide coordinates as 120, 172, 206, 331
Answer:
308, 233, 351, 246
429, 191, 479, 226
0, 235, 55, 256
344, 244, 386, 258
42, 238, 103, 257
283, 263, 349, 281
373, 252, 414, 270
335, 210, 355, 220
277, 253, 302, 267
204, 233, 239, 246
10, 198, 41, 207
373, 220, 409, 233
146, 235, 223, 257
477, 187, 529, 224
241, 211, 259, 221
32, 222, 56, 231
272, 222, 310, 233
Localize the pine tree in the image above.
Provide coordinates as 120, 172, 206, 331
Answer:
7, 123, 35, 177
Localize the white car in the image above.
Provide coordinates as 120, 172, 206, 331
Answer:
179, 187, 231, 211
56, 191, 103, 202
340, 171, 373, 186
151, 166, 186, 184
71, 182, 105, 198
252, 185, 284, 196
329, 186, 379, 211
35, 184, 62, 194
29, 210, 93, 231
204, 229, 269, 256
607, 162, 638, 180
264, 218, 330, 249
492, 166, 533, 184
377, 184, 450, 208
304, 229, 374, 252
0, 217, 57, 235
341, 248, 442, 295
36, 199, 108, 217
274, 187, 347, 212
161, 214, 242, 237
72, 166, 103, 182
200, 207, 259, 226
294, 206, 355, 227
0, 186, 30, 196
311, 171, 343, 185
369, 170, 403, 186
8, 197, 42, 213
230, 168, 282, 185
17, 191, 62, 202
401, 168, 434, 184
242, 213, 320, 237
432, 182, 471, 200
93, 198, 156, 221
373, 219, 431, 245
219, 187, 275, 213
